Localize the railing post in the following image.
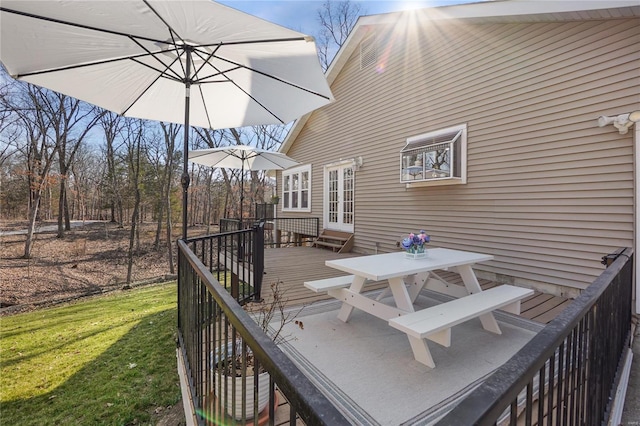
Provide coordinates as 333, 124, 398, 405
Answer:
253, 221, 265, 301
601, 248, 626, 267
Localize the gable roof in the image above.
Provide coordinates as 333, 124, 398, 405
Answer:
279, 0, 640, 154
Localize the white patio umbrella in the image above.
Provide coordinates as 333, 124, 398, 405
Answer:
189, 145, 299, 223
0, 0, 333, 238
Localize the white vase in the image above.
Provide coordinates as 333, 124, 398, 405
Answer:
405, 252, 427, 260
216, 370, 270, 420
211, 341, 271, 420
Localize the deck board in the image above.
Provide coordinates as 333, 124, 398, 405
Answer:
261, 246, 570, 324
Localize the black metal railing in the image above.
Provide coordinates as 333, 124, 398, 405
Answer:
177, 237, 351, 425
220, 217, 320, 248
184, 222, 264, 304
437, 247, 634, 426
255, 203, 275, 220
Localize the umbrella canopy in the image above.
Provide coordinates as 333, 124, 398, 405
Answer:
0, 0, 333, 238
189, 145, 299, 170
189, 145, 299, 222
0, 0, 333, 129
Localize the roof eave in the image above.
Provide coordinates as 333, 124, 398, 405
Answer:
279, 0, 640, 155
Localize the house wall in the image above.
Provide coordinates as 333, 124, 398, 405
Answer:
280, 16, 640, 296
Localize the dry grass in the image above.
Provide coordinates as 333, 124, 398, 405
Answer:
0, 221, 211, 313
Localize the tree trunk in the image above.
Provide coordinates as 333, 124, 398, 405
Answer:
64, 192, 71, 231
117, 200, 124, 227
24, 195, 40, 258
57, 181, 65, 238
154, 200, 164, 249
164, 163, 175, 274
126, 201, 138, 285
166, 192, 175, 274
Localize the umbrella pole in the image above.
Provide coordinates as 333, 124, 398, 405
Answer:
181, 49, 192, 240
237, 162, 245, 260
240, 162, 244, 227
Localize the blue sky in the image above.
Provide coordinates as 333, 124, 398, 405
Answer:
218, 1, 476, 35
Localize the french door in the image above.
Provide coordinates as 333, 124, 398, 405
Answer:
324, 162, 354, 233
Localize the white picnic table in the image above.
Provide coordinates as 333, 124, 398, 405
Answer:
305, 248, 533, 367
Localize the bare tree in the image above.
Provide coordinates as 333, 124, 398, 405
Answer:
69, 144, 101, 221
36, 92, 106, 238
99, 111, 126, 225
0, 81, 19, 169
194, 127, 228, 223
316, 0, 364, 70
124, 119, 145, 285
157, 122, 180, 273
1, 83, 61, 257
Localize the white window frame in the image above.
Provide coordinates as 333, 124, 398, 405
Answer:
400, 123, 467, 188
282, 164, 312, 212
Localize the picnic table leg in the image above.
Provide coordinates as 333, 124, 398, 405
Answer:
374, 285, 391, 301
374, 273, 425, 303
337, 275, 367, 322
407, 336, 436, 368
388, 277, 415, 312
406, 272, 429, 302
456, 265, 502, 334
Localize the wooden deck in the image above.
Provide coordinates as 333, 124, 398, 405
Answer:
241, 246, 575, 425
261, 246, 572, 324
259, 246, 573, 425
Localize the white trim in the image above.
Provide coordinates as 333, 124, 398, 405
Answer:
357, 1, 639, 27
406, 177, 465, 189
323, 161, 355, 233
176, 348, 197, 426
282, 164, 312, 213
324, 158, 355, 168
607, 347, 634, 426
634, 122, 639, 315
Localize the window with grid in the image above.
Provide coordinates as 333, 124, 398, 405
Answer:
283, 165, 311, 212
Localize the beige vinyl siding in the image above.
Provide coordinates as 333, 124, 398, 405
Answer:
284, 16, 639, 293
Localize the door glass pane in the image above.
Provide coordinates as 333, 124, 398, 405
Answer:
342, 167, 354, 225
328, 169, 338, 224
292, 173, 299, 208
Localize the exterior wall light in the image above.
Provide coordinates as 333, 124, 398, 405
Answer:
597, 110, 640, 134
352, 156, 364, 170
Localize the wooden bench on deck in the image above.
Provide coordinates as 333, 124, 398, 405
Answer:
389, 284, 534, 368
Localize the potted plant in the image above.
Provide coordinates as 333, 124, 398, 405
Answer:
270, 194, 280, 205
401, 229, 430, 259
210, 281, 302, 421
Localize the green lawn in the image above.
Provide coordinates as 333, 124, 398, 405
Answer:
0, 283, 181, 425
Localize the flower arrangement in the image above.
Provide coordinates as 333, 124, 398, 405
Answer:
401, 230, 430, 255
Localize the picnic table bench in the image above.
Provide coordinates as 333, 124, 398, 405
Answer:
388, 284, 534, 367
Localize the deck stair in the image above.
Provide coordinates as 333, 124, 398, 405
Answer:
312, 230, 354, 253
